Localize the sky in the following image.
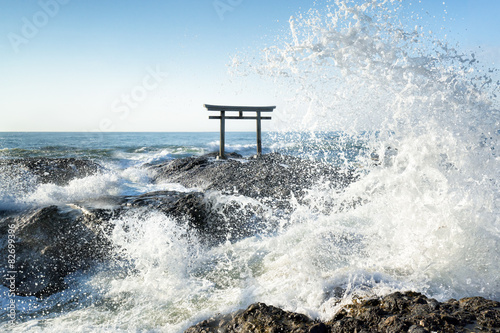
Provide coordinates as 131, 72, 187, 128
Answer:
0, 0, 499, 132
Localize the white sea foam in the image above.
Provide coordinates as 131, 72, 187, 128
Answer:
0, 164, 38, 211
25, 173, 122, 206
235, 0, 500, 305
243, 0, 500, 303
207, 140, 259, 156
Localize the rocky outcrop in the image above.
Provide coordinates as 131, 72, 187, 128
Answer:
149, 153, 355, 205
328, 291, 500, 332
185, 292, 500, 333
2, 154, 500, 333
0, 153, 313, 296
0, 205, 116, 297
0, 158, 102, 186
126, 190, 274, 244
185, 302, 317, 333
2, 152, 348, 298
0, 187, 274, 297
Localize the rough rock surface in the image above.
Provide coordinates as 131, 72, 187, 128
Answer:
149, 152, 355, 205
185, 303, 317, 333
185, 292, 500, 333
0, 205, 115, 297
125, 190, 274, 244
0, 157, 102, 185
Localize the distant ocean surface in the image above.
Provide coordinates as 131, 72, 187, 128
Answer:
0, 132, 270, 161
0, 131, 364, 165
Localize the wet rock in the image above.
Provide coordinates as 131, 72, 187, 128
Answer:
150, 153, 354, 204
125, 191, 207, 227
124, 190, 274, 244
186, 292, 500, 333
0, 185, 275, 298
185, 302, 315, 333
0, 158, 102, 185
340, 292, 500, 332
0, 205, 116, 297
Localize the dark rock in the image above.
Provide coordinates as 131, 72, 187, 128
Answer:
327, 292, 500, 332
126, 191, 207, 227
408, 324, 428, 333
0, 205, 116, 297
150, 153, 355, 205
0, 157, 102, 186
124, 190, 275, 244
185, 302, 314, 333
186, 292, 500, 333
309, 322, 328, 333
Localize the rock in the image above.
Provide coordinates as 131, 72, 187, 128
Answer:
185, 292, 500, 333
309, 322, 328, 333
128, 153, 355, 243
125, 191, 208, 227
0, 157, 102, 186
185, 302, 315, 333
0, 182, 280, 298
124, 190, 275, 244
150, 153, 355, 205
0, 205, 116, 297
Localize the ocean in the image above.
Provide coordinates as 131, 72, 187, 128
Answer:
2, 0, 500, 332
0, 131, 364, 211
0, 131, 368, 332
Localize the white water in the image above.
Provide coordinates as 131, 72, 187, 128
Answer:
2, 0, 500, 332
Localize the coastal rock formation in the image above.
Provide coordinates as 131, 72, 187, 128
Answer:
0, 205, 115, 297
149, 152, 354, 205
0, 157, 102, 186
185, 292, 500, 333
125, 190, 274, 244
5, 152, 338, 297
4, 153, 500, 333
0, 187, 274, 297
185, 302, 317, 333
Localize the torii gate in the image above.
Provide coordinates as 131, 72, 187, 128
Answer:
204, 104, 275, 159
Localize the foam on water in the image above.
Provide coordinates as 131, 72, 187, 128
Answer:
0, 168, 126, 210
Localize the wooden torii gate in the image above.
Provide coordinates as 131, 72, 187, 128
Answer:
204, 104, 275, 159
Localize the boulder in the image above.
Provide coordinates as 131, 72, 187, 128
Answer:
327, 291, 500, 332
0, 205, 116, 297
185, 292, 500, 332
0, 157, 102, 186
150, 153, 355, 204
185, 302, 316, 333
124, 190, 274, 244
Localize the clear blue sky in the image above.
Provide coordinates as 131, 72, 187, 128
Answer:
0, 0, 499, 132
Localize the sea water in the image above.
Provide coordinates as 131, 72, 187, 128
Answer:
1, 0, 500, 332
